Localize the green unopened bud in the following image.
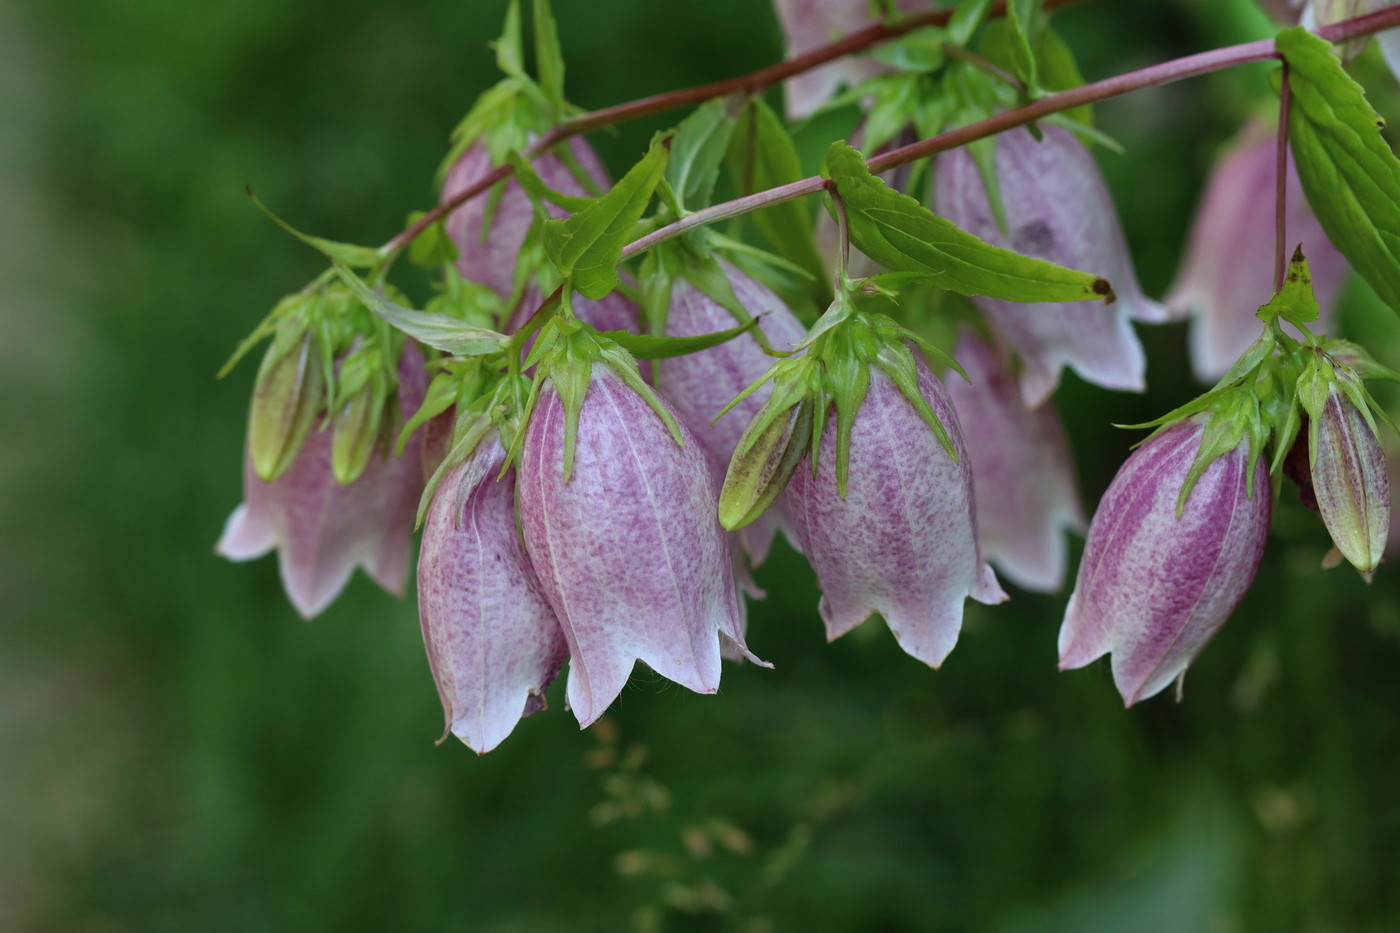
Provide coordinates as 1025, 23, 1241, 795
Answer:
719, 390, 813, 532
249, 328, 325, 482
331, 354, 390, 485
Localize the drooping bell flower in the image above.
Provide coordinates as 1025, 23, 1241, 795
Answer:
1166, 119, 1348, 381
417, 436, 569, 754
217, 344, 427, 618
934, 125, 1165, 406
945, 329, 1085, 592
517, 323, 754, 727
655, 260, 809, 563
770, 0, 935, 120
1058, 417, 1272, 705
441, 138, 609, 302
785, 338, 1007, 668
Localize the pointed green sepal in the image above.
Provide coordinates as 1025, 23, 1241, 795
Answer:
1257, 246, 1320, 325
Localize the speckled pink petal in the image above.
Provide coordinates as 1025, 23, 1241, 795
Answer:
216, 345, 427, 618
655, 260, 809, 562
1058, 418, 1271, 705
787, 358, 1006, 668
947, 330, 1084, 592
417, 438, 569, 754
441, 138, 609, 300
1166, 121, 1348, 381
517, 366, 748, 727
935, 126, 1163, 406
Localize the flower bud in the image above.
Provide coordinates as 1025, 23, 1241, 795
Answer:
1058, 418, 1271, 705
418, 437, 569, 753
946, 330, 1084, 592
1305, 380, 1390, 574
442, 138, 610, 300
517, 364, 752, 727
656, 260, 809, 562
217, 344, 427, 618
1166, 120, 1348, 380
247, 325, 325, 482
934, 125, 1164, 406
329, 344, 392, 486
787, 355, 1006, 668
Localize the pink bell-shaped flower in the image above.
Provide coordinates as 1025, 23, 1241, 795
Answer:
787, 355, 1007, 668
217, 344, 428, 618
655, 260, 809, 563
1058, 417, 1272, 705
417, 436, 569, 754
441, 138, 609, 301
1166, 120, 1348, 381
934, 125, 1165, 406
517, 364, 751, 727
946, 329, 1085, 592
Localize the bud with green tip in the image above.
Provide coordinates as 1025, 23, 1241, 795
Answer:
248, 321, 325, 483
329, 343, 394, 486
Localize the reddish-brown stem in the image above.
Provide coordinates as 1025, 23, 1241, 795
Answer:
1274, 60, 1292, 294
623, 7, 1400, 263
383, 0, 1088, 257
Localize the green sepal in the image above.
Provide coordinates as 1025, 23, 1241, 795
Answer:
333, 261, 509, 356
868, 26, 947, 73
532, 0, 566, 114
542, 135, 668, 299
424, 267, 505, 330
1257, 246, 1321, 325
1278, 26, 1400, 314
665, 98, 739, 213
219, 287, 318, 379
404, 210, 460, 269
1177, 397, 1255, 514
874, 337, 957, 463
725, 98, 828, 301
507, 149, 595, 212
1001, 0, 1040, 93
330, 350, 391, 486
597, 316, 759, 360
947, 0, 995, 47
821, 140, 1113, 303
248, 190, 381, 268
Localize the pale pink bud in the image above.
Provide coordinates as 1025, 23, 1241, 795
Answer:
217, 344, 428, 618
1312, 386, 1389, 573
417, 437, 569, 753
946, 330, 1085, 592
934, 126, 1165, 406
655, 260, 809, 563
441, 139, 609, 300
1166, 121, 1348, 381
1058, 418, 1272, 705
787, 358, 1007, 668
771, 0, 935, 120
517, 366, 750, 727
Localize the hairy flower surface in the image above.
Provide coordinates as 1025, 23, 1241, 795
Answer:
217, 345, 427, 618
517, 365, 750, 727
418, 437, 568, 754
656, 260, 808, 563
787, 357, 1006, 668
1058, 418, 1271, 705
946, 330, 1084, 592
935, 125, 1164, 405
1166, 121, 1348, 380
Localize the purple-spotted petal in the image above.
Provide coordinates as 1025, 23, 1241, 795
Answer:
417, 437, 569, 754
946, 330, 1084, 592
934, 126, 1162, 405
517, 366, 748, 727
1058, 418, 1271, 705
1166, 121, 1348, 380
787, 358, 1006, 668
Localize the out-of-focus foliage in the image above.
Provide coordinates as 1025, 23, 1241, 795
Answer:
4, 0, 1400, 930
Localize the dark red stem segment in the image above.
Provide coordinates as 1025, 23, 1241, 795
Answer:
1274, 60, 1291, 294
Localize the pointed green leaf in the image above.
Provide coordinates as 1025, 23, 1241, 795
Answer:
507, 149, 595, 211
249, 190, 381, 268
597, 316, 759, 360
1257, 246, 1321, 325
1279, 26, 1400, 314
542, 137, 668, 299
665, 98, 738, 212
948, 0, 995, 47
822, 141, 1111, 302
405, 210, 460, 269
532, 0, 565, 110
332, 262, 508, 356
494, 0, 526, 79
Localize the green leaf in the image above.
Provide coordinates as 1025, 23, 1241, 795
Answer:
598, 316, 759, 360
822, 141, 1111, 302
404, 210, 460, 269
506, 150, 595, 211
332, 262, 509, 356
1003, 0, 1039, 91
665, 98, 738, 212
1279, 26, 1400, 313
725, 98, 827, 299
493, 0, 526, 80
948, 0, 995, 47
541, 136, 668, 299
1257, 246, 1321, 325
249, 190, 381, 268
532, 0, 566, 111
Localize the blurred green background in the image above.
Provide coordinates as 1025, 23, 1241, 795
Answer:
5, 0, 1400, 930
